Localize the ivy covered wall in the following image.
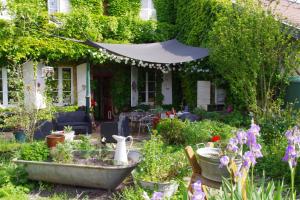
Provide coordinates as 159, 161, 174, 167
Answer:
107, 0, 140, 17
152, 0, 176, 24
169, 0, 299, 111
0, 0, 175, 65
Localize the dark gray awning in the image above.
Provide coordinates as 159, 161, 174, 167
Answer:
84, 39, 209, 64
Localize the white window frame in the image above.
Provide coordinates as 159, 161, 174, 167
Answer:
47, 0, 71, 14
140, 0, 156, 20
0, 0, 11, 20
140, 71, 156, 105
0, 67, 9, 107
53, 67, 74, 106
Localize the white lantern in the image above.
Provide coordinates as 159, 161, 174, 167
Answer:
42, 66, 54, 78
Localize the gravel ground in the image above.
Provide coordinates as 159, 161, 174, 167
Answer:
28, 178, 134, 200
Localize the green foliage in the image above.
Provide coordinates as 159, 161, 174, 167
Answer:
257, 102, 300, 144
193, 108, 250, 128
73, 136, 94, 152
153, 0, 176, 24
156, 118, 186, 145
1, 0, 175, 65
208, 1, 300, 111
157, 118, 235, 145
112, 186, 145, 200
0, 140, 22, 160
134, 134, 188, 182
211, 177, 286, 200
51, 142, 73, 163
176, 0, 300, 112
70, 0, 103, 15
107, 0, 140, 17
111, 65, 131, 111
0, 183, 29, 199
19, 142, 49, 161
53, 105, 78, 113
256, 142, 289, 180
155, 71, 164, 105
63, 125, 73, 133
175, 0, 222, 47
58, 9, 102, 41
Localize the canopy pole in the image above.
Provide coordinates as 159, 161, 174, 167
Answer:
85, 62, 91, 114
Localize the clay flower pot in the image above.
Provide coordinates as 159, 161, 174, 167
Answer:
46, 134, 65, 148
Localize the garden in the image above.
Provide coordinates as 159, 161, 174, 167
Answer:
0, 0, 300, 199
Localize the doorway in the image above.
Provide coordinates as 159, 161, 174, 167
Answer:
93, 74, 114, 121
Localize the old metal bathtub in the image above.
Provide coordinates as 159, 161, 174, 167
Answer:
13, 151, 141, 190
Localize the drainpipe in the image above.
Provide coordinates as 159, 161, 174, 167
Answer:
85, 62, 91, 114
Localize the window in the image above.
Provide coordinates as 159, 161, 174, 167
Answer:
0, 0, 11, 20
139, 70, 156, 105
139, 0, 156, 20
0, 67, 18, 106
47, 0, 71, 15
0, 69, 3, 105
47, 67, 73, 106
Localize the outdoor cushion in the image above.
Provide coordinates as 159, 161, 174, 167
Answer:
53, 111, 92, 134
34, 120, 53, 140
55, 111, 87, 123
179, 113, 200, 122
101, 122, 118, 143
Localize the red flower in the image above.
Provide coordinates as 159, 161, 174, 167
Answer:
211, 135, 221, 142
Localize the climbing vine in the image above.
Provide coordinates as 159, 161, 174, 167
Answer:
175, 0, 300, 112
70, 0, 103, 15
107, 0, 140, 17
153, 0, 176, 24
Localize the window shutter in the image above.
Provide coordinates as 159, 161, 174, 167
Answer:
197, 81, 211, 110
215, 88, 226, 105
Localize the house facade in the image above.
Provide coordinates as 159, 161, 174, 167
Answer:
0, 0, 167, 115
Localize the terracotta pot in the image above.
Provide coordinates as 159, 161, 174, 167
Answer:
46, 134, 65, 148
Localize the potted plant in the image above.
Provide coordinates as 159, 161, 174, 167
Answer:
62, 125, 75, 142
46, 134, 65, 148
4, 111, 29, 143
133, 134, 184, 198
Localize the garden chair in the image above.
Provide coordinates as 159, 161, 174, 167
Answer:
184, 146, 221, 199
138, 114, 154, 135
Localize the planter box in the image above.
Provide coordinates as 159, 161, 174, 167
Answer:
13, 151, 141, 190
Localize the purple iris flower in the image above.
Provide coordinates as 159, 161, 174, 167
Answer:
283, 145, 297, 162
249, 123, 260, 135
236, 130, 247, 145
151, 192, 163, 200
192, 192, 206, 200
251, 143, 263, 158
246, 130, 257, 147
242, 151, 256, 169
192, 180, 205, 200
285, 130, 294, 143
192, 180, 202, 192
227, 138, 239, 153
219, 156, 229, 168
